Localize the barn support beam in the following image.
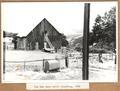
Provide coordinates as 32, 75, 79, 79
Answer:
82, 3, 90, 80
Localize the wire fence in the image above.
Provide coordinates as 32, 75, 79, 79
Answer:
5, 56, 83, 72
5, 53, 116, 72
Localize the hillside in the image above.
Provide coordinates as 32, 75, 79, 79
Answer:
66, 34, 83, 48
69, 35, 114, 53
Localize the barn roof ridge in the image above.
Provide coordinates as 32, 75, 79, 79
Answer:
43, 18, 62, 36
26, 18, 62, 37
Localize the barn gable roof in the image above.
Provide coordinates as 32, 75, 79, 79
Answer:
27, 18, 62, 37
42, 18, 62, 35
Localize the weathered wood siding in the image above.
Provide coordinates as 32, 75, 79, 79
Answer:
44, 19, 62, 49
17, 37, 27, 50
26, 18, 62, 50
26, 20, 44, 50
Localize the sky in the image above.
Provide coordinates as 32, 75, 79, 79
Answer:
1, 2, 117, 37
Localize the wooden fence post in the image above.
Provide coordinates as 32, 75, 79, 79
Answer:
43, 59, 44, 71
24, 61, 26, 71
3, 43, 5, 80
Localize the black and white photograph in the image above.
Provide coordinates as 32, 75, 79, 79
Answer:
1, 2, 118, 83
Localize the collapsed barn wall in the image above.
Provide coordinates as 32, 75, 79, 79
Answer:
44, 19, 62, 50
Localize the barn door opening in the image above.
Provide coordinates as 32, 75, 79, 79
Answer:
35, 42, 39, 50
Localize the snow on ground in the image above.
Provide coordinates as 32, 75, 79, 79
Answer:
4, 66, 117, 82
5, 50, 61, 61
3, 50, 117, 82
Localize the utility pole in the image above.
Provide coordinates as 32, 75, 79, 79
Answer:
82, 3, 90, 80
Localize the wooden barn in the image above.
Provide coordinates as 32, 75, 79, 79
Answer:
26, 18, 63, 52
17, 36, 27, 50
